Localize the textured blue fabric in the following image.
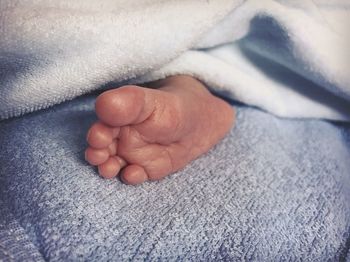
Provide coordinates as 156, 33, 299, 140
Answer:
0, 199, 44, 261
0, 94, 349, 261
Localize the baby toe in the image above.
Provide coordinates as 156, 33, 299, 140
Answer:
120, 164, 148, 185
85, 147, 110, 166
98, 157, 121, 179
87, 122, 119, 149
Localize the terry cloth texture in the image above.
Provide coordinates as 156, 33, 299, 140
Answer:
0, 199, 45, 261
0, 94, 349, 261
1, 0, 350, 121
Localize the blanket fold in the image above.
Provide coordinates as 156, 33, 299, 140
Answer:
1, 0, 349, 120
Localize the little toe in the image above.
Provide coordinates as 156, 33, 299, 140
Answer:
98, 157, 121, 179
85, 147, 110, 166
120, 164, 148, 185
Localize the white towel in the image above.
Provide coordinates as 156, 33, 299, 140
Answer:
1, 0, 349, 120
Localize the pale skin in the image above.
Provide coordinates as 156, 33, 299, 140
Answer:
85, 75, 235, 185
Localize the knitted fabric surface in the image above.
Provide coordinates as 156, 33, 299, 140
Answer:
0, 95, 349, 260
1, 0, 350, 120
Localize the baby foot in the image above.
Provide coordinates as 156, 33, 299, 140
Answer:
85, 75, 235, 185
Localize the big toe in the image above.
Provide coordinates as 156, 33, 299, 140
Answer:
95, 85, 151, 127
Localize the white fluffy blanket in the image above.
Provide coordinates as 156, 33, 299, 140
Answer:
1, 0, 350, 120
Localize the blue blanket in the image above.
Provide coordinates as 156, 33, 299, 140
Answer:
0, 95, 349, 260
